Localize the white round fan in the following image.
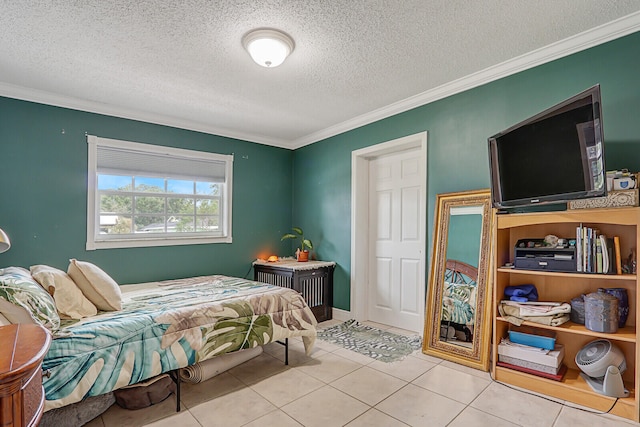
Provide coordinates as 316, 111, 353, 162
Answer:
575, 339, 629, 398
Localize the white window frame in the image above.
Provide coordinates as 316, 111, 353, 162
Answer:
86, 135, 233, 250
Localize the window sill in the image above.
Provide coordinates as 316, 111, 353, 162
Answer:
86, 235, 232, 250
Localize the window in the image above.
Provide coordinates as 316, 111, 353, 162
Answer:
86, 135, 233, 250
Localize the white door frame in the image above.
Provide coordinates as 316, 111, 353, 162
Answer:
350, 131, 427, 330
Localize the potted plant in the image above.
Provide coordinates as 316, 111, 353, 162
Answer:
281, 227, 313, 262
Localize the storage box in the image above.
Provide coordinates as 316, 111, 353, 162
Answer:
514, 256, 577, 272
498, 339, 564, 369
568, 188, 639, 210
513, 239, 577, 272
498, 355, 562, 374
508, 326, 556, 350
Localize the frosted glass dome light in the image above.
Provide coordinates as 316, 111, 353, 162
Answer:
242, 29, 294, 68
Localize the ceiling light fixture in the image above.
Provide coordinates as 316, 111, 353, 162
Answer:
242, 28, 295, 68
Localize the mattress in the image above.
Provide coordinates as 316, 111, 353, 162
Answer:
43, 275, 317, 410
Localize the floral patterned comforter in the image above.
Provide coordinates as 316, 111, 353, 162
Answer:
43, 275, 317, 411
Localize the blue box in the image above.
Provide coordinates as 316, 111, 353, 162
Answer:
508, 329, 556, 350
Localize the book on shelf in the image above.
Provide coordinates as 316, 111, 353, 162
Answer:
596, 237, 603, 273
576, 225, 582, 272
575, 224, 619, 274
498, 339, 564, 373
497, 361, 568, 381
614, 235, 622, 275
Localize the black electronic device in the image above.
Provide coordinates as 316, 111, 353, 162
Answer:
488, 85, 606, 209
514, 239, 577, 272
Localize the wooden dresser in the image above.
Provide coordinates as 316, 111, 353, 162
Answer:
0, 324, 51, 427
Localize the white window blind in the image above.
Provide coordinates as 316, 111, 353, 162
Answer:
96, 146, 227, 182
86, 135, 233, 250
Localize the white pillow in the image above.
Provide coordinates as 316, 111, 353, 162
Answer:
30, 265, 98, 319
67, 259, 122, 311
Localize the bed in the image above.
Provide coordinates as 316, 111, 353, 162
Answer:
0, 267, 318, 411
440, 259, 478, 341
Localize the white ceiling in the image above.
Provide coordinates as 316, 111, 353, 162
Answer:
1, 1, 640, 149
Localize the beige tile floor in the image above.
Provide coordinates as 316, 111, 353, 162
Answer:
84, 320, 640, 427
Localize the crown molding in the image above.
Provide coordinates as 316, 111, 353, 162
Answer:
291, 11, 640, 149
0, 82, 293, 149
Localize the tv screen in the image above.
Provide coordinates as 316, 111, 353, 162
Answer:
488, 85, 605, 209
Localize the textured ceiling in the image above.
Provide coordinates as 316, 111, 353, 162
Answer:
1, 1, 640, 149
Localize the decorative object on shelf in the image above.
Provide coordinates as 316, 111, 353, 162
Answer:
569, 171, 639, 210
281, 227, 313, 262
623, 247, 637, 274
584, 290, 619, 333
242, 28, 295, 68
570, 295, 586, 324
423, 189, 494, 371
607, 170, 637, 191
267, 255, 279, 262
599, 287, 629, 328
543, 234, 559, 247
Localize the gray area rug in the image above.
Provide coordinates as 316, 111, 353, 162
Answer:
317, 319, 422, 363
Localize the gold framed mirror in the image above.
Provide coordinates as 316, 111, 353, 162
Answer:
423, 189, 494, 370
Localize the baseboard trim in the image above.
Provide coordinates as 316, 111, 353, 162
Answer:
331, 308, 352, 321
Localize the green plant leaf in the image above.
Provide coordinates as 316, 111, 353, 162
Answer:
199, 302, 273, 358
281, 233, 297, 241
291, 227, 303, 235
303, 239, 313, 249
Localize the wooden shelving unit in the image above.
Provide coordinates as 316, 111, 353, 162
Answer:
492, 207, 640, 422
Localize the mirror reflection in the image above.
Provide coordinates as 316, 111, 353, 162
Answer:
423, 189, 493, 371
439, 206, 483, 348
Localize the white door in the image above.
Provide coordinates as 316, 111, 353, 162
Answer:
368, 148, 424, 331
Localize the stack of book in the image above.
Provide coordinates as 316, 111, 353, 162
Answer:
576, 224, 621, 274
497, 328, 566, 381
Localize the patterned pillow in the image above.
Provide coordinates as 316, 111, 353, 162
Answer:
30, 264, 98, 319
0, 267, 60, 331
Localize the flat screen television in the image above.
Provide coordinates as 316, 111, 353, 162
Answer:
488, 84, 605, 209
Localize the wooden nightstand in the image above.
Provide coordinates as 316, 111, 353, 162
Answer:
0, 324, 51, 427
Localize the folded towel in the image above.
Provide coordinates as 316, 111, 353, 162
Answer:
504, 284, 538, 302
498, 303, 570, 327
501, 301, 571, 317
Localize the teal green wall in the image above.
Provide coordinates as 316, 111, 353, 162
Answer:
447, 214, 483, 268
0, 98, 294, 284
2, 32, 639, 305
293, 32, 640, 310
